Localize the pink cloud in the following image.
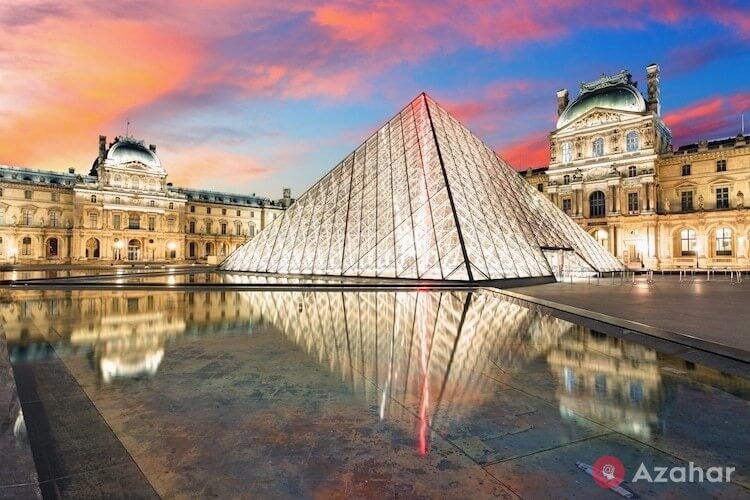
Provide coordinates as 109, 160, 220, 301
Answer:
498, 132, 550, 169
665, 92, 750, 144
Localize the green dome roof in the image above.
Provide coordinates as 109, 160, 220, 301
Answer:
557, 84, 646, 129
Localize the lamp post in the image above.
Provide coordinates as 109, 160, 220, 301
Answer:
114, 240, 124, 261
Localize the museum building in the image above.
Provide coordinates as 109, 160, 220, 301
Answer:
0, 135, 291, 264
525, 64, 750, 269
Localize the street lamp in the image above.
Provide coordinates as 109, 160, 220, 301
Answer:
114, 240, 125, 261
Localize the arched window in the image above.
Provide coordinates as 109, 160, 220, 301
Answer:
626, 131, 639, 152
715, 228, 732, 256
680, 229, 697, 256
115, 197, 121, 204
149, 200, 155, 207
628, 166, 637, 177
589, 191, 606, 218
561, 142, 573, 163
563, 174, 570, 185
90, 195, 97, 203
592, 137, 604, 157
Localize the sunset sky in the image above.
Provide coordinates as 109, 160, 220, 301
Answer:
1, 1, 750, 198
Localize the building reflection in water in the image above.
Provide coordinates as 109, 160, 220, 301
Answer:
2, 286, 749, 450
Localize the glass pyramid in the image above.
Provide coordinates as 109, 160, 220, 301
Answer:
221, 93, 622, 281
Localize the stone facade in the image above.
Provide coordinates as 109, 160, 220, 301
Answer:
0, 136, 291, 264
525, 64, 750, 270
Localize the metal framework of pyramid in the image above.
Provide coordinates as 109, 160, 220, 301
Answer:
221, 93, 622, 282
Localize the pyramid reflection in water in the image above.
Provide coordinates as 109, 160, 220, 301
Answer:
222, 94, 621, 282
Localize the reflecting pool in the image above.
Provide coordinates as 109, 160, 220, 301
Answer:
2, 283, 749, 498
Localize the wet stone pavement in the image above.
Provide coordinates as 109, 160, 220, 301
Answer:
2, 284, 749, 498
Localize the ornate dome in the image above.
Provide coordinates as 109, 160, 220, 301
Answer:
106, 137, 163, 173
557, 71, 647, 129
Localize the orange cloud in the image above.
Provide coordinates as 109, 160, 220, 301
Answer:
0, 18, 201, 169
163, 147, 274, 191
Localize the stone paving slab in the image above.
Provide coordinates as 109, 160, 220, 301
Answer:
0, 332, 40, 498
509, 277, 750, 355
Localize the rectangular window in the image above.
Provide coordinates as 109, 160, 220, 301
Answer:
628, 192, 639, 213
222, 208, 227, 215
148, 216, 156, 231
250, 211, 255, 217
206, 221, 212, 234
23, 210, 33, 226
89, 213, 98, 228
220, 223, 227, 235
537, 183, 544, 192
562, 198, 572, 214
681, 191, 693, 211
235, 222, 242, 235
167, 218, 174, 232
190, 205, 195, 213
681, 164, 691, 176
168, 202, 174, 209
128, 214, 140, 229
113, 214, 121, 230
207, 207, 212, 214
50, 212, 59, 227
717, 159, 727, 172
236, 210, 241, 216
716, 187, 729, 209
51, 192, 60, 202
189, 220, 195, 233
24, 190, 32, 199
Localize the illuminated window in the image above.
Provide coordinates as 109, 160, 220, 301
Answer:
592, 137, 604, 157
589, 191, 606, 217
626, 131, 639, 152
716, 187, 729, 209
561, 142, 572, 163
128, 214, 140, 229
715, 228, 732, 256
595, 229, 608, 247
22, 236, 32, 255
113, 214, 121, 230
680, 228, 697, 256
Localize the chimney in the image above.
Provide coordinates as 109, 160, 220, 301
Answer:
646, 63, 660, 114
149, 144, 157, 153
556, 89, 569, 117
68, 167, 75, 174
98, 135, 107, 163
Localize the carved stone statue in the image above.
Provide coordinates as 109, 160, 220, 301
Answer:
698, 194, 704, 211
549, 141, 556, 161
609, 164, 619, 176
738, 191, 745, 209
574, 137, 582, 158
572, 168, 583, 181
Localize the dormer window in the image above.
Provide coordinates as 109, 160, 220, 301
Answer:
626, 131, 639, 152
592, 137, 604, 157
